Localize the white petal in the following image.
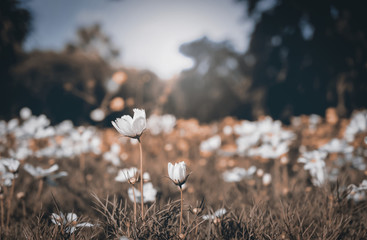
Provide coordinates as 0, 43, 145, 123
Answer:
132, 116, 146, 136
133, 109, 146, 120
114, 116, 134, 137
168, 162, 174, 180
66, 213, 78, 223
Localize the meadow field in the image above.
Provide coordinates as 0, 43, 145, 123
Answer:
1, 107, 367, 239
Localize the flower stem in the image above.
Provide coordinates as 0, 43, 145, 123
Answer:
36, 178, 44, 201
180, 187, 183, 234
132, 186, 137, 225
138, 140, 144, 219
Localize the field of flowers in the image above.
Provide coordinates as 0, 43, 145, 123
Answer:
1, 107, 367, 239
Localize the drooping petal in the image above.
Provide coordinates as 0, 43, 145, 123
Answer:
76, 222, 94, 228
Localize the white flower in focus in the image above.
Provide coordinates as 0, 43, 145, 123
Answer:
90, 108, 106, 122
51, 212, 93, 234
202, 208, 227, 220
112, 108, 146, 139
20, 107, 32, 120
168, 161, 188, 187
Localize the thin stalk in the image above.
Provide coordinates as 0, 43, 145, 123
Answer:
36, 178, 44, 201
138, 140, 144, 219
132, 186, 137, 225
180, 187, 183, 234
34, 178, 44, 213
6, 179, 15, 227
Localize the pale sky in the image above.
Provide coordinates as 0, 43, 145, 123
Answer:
24, 0, 252, 80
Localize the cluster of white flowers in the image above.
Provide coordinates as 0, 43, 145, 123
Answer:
147, 114, 176, 135
0, 108, 102, 160
234, 117, 295, 159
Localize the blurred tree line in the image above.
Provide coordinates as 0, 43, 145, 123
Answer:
167, 0, 367, 122
1, 0, 367, 124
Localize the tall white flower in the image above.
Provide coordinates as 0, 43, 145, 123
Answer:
111, 108, 146, 139
168, 161, 189, 188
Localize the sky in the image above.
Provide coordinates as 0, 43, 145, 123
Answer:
23, 0, 252, 80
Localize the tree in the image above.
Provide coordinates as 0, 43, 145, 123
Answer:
0, 0, 31, 117
237, 0, 367, 120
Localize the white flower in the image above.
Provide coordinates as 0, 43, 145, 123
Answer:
90, 108, 106, 122
111, 108, 146, 139
20, 107, 32, 120
222, 166, 257, 182
298, 150, 328, 186
51, 212, 93, 234
24, 163, 64, 179
262, 173, 272, 186
168, 161, 188, 187
202, 208, 227, 220
200, 135, 221, 152
1, 158, 20, 173
115, 167, 138, 182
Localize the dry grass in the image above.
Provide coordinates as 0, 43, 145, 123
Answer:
1, 114, 367, 239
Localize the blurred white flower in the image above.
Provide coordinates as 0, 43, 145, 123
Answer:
51, 212, 93, 234
320, 138, 353, 154
147, 114, 176, 135
7, 118, 19, 132
344, 110, 367, 142
115, 167, 138, 182
223, 125, 233, 135
1, 158, 20, 173
298, 150, 327, 186
20, 107, 32, 120
222, 166, 257, 182
128, 182, 157, 203
202, 208, 227, 220
112, 108, 146, 139
168, 161, 188, 187
90, 108, 106, 122
200, 135, 221, 153
24, 163, 65, 179
347, 180, 367, 203
262, 173, 272, 186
